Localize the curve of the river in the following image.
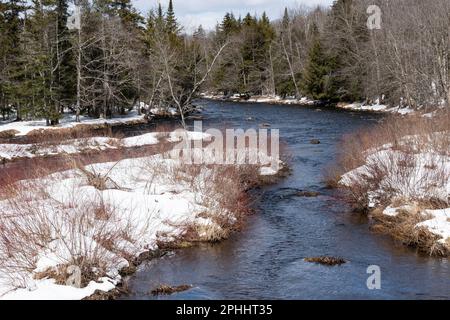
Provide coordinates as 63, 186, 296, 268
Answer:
121, 100, 449, 300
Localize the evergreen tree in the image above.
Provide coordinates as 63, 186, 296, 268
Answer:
220, 12, 239, 36
110, 0, 144, 28
53, 0, 76, 124
157, 2, 164, 24
326, 0, 369, 100
302, 24, 337, 101
2, 0, 27, 120
282, 7, 289, 29
165, 0, 179, 35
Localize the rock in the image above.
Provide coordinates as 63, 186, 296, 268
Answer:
150, 284, 193, 296
296, 191, 320, 197
310, 139, 321, 144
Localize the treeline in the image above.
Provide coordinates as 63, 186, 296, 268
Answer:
0, 0, 448, 124
209, 0, 449, 109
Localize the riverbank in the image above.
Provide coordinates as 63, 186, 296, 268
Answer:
336, 114, 450, 256
0, 111, 148, 140
200, 93, 317, 106
336, 102, 416, 115
0, 130, 285, 300
201, 93, 421, 115
0, 131, 210, 163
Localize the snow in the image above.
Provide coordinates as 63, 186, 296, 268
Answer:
382, 205, 417, 217
340, 131, 450, 248
337, 102, 416, 115
0, 133, 160, 160
0, 156, 207, 299
122, 133, 160, 147
168, 131, 212, 143
0, 111, 145, 137
416, 208, 450, 244
341, 149, 450, 204
201, 93, 316, 106
259, 166, 278, 176
1, 278, 117, 300
0, 136, 282, 299
149, 107, 179, 116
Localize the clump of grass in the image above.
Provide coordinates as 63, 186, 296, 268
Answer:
150, 284, 192, 296
0, 129, 19, 140
296, 190, 320, 197
73, 160, 124, 191
304, 256, 347, 266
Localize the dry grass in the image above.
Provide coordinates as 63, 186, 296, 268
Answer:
331, 111, 450, 210
304, 256, 347, 266
150, 284, 192, 296
0, 129, 20, 140
338, 112, 450, 171
151, 162, 259, 247
371, 208, 449, 256
0, 170, 144, 290
327, 111, 450, 255
0, 126, 287, 295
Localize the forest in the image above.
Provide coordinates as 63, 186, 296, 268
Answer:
0, 0, 449, 124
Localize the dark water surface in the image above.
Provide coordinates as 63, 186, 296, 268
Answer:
121, 101, 450, 300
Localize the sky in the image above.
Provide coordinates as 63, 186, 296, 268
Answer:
133, 0, 334, 32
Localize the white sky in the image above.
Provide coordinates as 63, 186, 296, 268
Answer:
133, 0, 334, 32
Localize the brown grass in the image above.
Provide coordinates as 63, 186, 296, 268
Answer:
371, 208, 449, 256
304, 256, 347, 266
0, 169, 145, 290
330, 111, 450, 210
0, 129, 20, 140
151, 162, 259, 247
0, 126, 289, 295
150, 284, 192, 296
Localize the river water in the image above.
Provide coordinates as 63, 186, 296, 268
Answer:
121, 100, 450, 300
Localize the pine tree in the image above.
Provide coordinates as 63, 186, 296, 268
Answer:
157, 2, 163, 24
110, 0, 143, 28
259, 12, 275, 44
2, 0, 27, 120
53, 0, 76, 124
220, 12, 239, 36
326, 0, 369, 100
165, 0, 179, 35
302, 24, 337, 101
282, 7, 289, 29
242, 13, 255, 27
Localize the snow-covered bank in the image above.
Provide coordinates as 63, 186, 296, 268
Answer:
336, 102, 416, 115
0, 131, 210, 162
201, 93, 316, 106
0, 111, 146, 138
339, 130, 450, 255
0, 141, 283, 299
201, 93, 425, 115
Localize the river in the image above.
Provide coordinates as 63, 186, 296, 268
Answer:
117, 100, 449, 300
